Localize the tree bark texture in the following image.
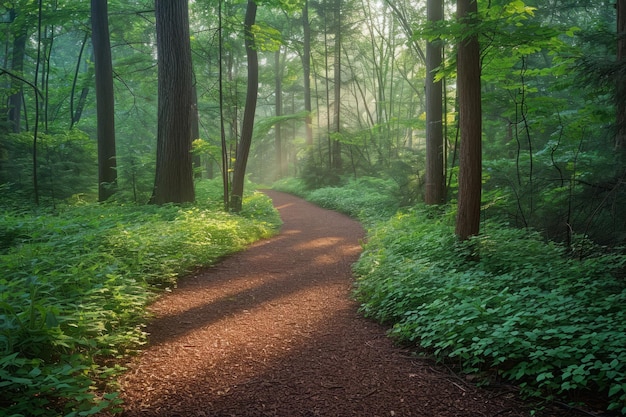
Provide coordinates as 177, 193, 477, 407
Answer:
152, 0, 195, 204
455, 0, 482, 240
91, 0, 117, 202
425, 0, 445, 205
230, 0, 258, 211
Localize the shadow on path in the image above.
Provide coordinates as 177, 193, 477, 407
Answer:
114, 191, 565, 417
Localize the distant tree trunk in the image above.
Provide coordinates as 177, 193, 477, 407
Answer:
72, 87, 90, 128
275, 48, 284, 179
218, 0, 229, 210
455, 0, 482, 240
302, 0, 313, 147
323, 0, 332, 169
384, 0, 425, 64
91, 0, 117, 202
230, 0, 258, 212
331, 0, 342, 172
8, 9, 27, 133
151, 0, 195, 204
41, 23, 54, 133
70, 32, 90, 128
32, 0, 43, 205
425, 0, 445, 205
191, 83, 202, 178
616, 0, 626, 152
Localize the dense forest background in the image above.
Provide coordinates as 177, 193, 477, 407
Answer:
2, 0, 626, 415
1, 0, 625, 246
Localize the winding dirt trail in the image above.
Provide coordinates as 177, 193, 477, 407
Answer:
113, 191, 575, 417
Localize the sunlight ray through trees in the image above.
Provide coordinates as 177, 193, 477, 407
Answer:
2, 0, 626, 413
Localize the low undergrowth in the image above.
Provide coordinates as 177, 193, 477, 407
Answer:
353, 208, 626, 415
0, 180, 280, 416
275, 178, 626, 413
273, 176, 399, 226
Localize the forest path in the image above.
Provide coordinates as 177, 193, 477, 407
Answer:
113, 191, 571, 417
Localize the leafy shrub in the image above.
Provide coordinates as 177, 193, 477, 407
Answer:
299, 151, 341, 189
306, 177, 400, 225
1, 129, 98, 206
482, 146, 626, 246
354, 211, 626, 414
0, 179, 280, 416
272, 177, 309, 197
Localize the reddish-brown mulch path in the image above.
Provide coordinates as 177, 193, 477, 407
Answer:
113, 191, 584, 417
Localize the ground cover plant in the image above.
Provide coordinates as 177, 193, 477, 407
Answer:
273, 176, 400, 226
275, 178, 626, 414
352, 209, 626, 415
0, 180, 280, 416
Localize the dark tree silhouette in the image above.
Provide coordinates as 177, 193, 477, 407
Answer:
425, 0, 445, 205
91, 0, 117, 201
230, 0, 258, 212
151, 0, 195, 204
455, 0, 482, 240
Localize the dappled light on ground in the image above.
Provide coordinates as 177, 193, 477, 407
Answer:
112, 192, 570, 417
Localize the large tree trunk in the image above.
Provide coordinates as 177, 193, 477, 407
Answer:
151, 0, 195, 204
455, 0, 482, 240
424, 0, 445, 205
230, 0, 258, 212
91, 0, 117, 202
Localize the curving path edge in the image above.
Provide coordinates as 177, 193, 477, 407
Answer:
112, 191, 571, 417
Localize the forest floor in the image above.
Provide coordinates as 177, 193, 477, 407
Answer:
108, 191, 590, 417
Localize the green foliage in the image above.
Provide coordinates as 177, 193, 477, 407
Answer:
299, 150, 342, 190
273, 176, 404, 225
0, 129, 98, 206
272, 177, 309, 197
305, 177, 400, 225
482, 121, 626, 245
354, 212, 626, 414
0, 179, 280, 416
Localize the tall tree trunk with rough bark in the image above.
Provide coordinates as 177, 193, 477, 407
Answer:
455, 0, 482, 240
151, 0, 195, 204
230, 0, 258, 212
425, 0, 445, 205
91, 0, 117, 202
